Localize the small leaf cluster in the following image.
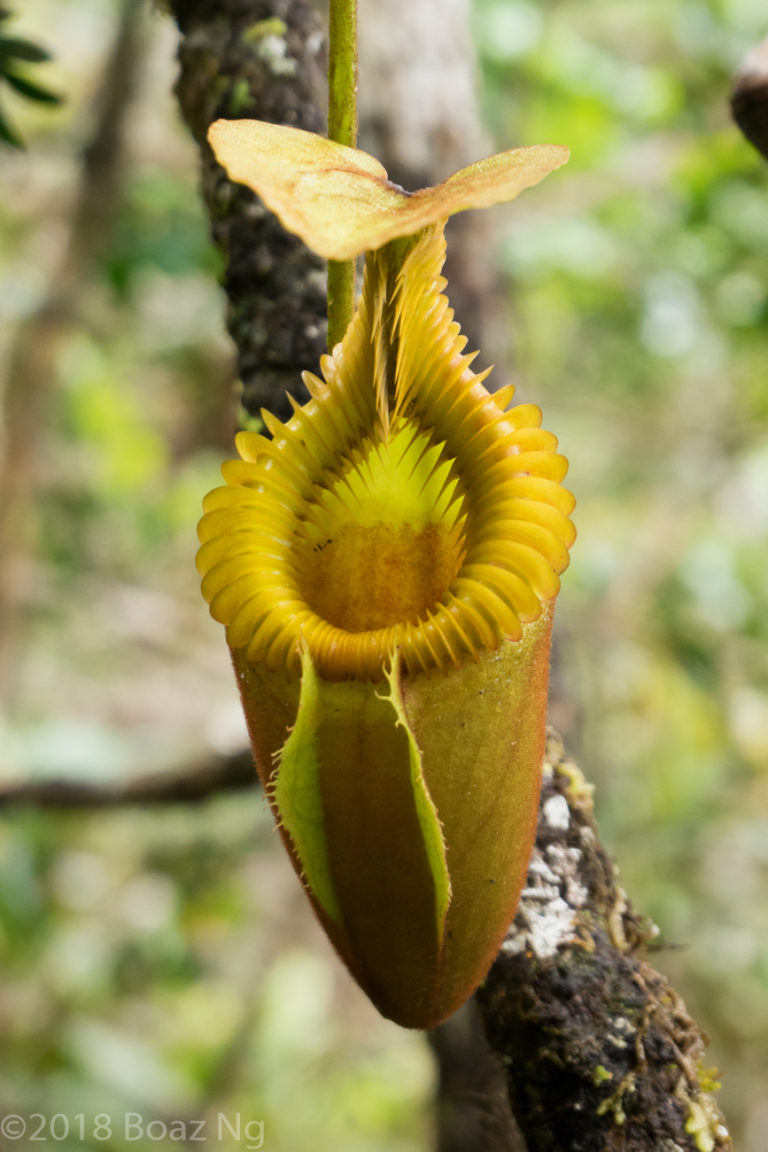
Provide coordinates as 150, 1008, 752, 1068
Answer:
0, 6, 62, 148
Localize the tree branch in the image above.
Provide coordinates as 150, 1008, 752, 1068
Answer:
429, 1004, 524, 1152
0, 749, 256, 810
476, 732, 732, 1152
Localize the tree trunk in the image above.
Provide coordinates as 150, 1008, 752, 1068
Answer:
172, 0, 328, 421
0, 0, 145, 695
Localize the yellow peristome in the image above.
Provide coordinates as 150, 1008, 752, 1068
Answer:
198, 225, 573, 682
209, 119, 569, 261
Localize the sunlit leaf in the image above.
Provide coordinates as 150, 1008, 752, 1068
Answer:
209, 119, 568, 260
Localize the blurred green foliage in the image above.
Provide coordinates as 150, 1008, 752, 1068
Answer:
0, 6, 62, 148
0, 0, 767, 1148
472, 1, 768, 1141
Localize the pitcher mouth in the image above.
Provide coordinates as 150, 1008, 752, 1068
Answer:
197, 227, 575, 682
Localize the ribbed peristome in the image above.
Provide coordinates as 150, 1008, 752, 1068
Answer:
197, 225, 575, 681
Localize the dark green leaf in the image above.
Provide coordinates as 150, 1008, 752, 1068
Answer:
0, 36, 50, 64
0, 105, 23, 148
3, 69, 61, 104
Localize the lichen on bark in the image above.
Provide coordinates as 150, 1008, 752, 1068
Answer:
477, 733, 732, 1152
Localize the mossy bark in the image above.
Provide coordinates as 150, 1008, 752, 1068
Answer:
171, 0, 328, 419
477, 733, 732, 1152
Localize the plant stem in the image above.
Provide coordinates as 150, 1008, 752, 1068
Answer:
327, 0, 358, 349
